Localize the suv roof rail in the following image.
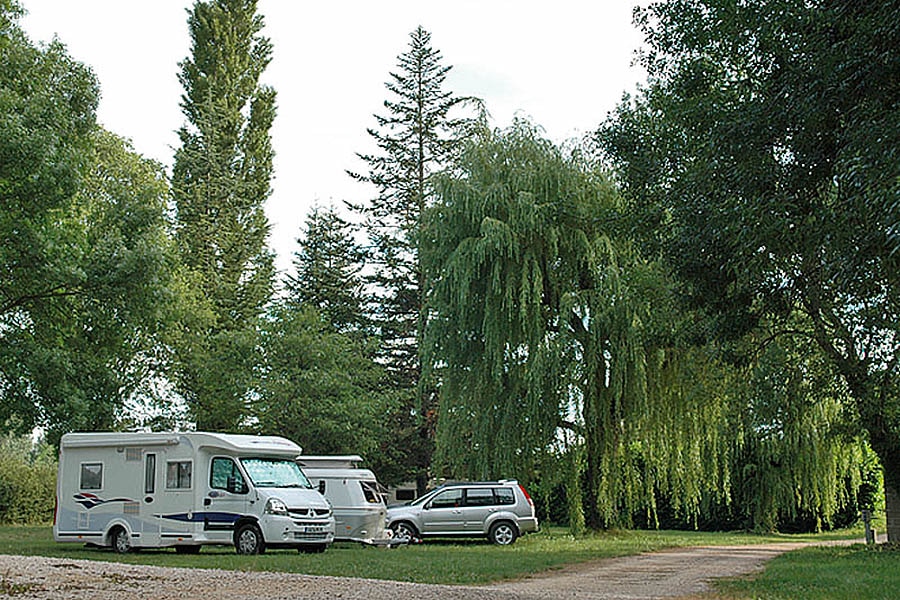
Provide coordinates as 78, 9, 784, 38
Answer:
433, 479, 518, 488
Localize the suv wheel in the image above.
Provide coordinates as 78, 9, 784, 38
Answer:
488, 521, 518, 545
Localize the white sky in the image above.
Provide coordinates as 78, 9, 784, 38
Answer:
21, 1, 645, 275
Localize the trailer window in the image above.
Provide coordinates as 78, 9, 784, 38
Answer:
360, 481, 382, 504
166, 460, 192, 489
80, 463, 103, 490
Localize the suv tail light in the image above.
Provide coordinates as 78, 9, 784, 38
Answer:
519, 484, 534, 510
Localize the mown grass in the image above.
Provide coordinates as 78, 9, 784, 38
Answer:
0, 525, 868, 585
712, 543, 900, 600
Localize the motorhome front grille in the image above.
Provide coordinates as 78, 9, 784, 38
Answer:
288, 508, 330, 518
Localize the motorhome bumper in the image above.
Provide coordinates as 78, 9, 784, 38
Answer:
261, 515, 335, 545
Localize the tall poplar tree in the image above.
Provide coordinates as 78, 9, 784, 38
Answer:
349, 26, 465, 488
171, 0, 276, 431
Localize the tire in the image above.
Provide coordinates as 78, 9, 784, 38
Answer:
234, 522, 266, 555
110, 526, 132, 554
175, 545, 201, 554
390, 521, 418, 541
488, 521, 518, 546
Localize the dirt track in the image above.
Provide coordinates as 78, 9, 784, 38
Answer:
0, 539, 867, 600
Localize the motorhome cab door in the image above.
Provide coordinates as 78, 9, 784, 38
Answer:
203, 456, 250, 543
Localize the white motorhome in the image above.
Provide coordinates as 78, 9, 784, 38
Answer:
54, 432, 335, 554
296, 455, 389, 543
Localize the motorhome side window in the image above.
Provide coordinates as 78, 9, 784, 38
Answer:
144, 454, 156, 494
79, 462, 102, 490
166, 460, 192, 489
210, 457, 245, 490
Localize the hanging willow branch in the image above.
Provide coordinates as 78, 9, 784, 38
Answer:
422, 119, 867, 531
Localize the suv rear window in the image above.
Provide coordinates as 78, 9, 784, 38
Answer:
465, 488, 495, 506
494, 487, 515, 505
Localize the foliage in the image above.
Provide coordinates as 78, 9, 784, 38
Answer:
349, 26, 469, 489
284, 205, 366, 332
599, 0, 900, 539
0, 433, 56, 525
1, 10, 175, 443
255, 305, 399, 480
425, 119, 716, 528
425, 118, 870, 532
171, 0, 276, 431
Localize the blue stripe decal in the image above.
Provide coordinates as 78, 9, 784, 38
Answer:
156, 512, 242, 524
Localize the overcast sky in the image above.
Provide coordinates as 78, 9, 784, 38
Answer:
21, 1, 646, 275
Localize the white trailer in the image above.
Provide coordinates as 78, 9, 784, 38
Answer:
54, 432, 335, 554
296, 455, 391, 543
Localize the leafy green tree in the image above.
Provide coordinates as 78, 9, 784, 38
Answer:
426, 119, 870, 531
171, 0, 276, 431
1, 6, 174, 443
599, 0, 900, 539
284, 205, 366, 332
349, 26, 467, 489
255, 305, 397, 478
424, 120, 727, 528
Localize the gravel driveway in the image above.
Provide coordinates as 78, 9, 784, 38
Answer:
0, 539, 864, 600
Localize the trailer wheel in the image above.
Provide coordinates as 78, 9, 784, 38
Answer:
110, 526, 132, 554
234, 522, 266, 555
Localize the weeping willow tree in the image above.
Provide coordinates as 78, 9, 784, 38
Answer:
423, 120, 725, 529
423, 119, 872, 531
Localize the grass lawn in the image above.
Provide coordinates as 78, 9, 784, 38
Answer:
712, 543, 900, 600
0, 525, 869, 585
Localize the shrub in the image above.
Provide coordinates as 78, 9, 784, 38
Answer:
0, 434, 57, 525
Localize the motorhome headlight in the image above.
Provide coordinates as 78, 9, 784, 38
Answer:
265, 497, 289, 516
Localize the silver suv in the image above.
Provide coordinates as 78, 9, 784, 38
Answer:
386, 480, 538, 545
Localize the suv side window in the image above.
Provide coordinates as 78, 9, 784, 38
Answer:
465, 488, 495, 506
494, 487, 515, 505
429, 488, 463, 508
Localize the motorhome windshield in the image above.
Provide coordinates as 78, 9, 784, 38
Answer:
241, 457, 312, 488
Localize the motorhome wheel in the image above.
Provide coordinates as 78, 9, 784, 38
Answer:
234, 522, 266, 554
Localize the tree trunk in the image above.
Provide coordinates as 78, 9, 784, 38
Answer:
886, 482, 900, 543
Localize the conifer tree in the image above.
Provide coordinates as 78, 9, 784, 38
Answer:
284, 205, 365, 332
171, 0, 276, 431
350, 26, 465, 488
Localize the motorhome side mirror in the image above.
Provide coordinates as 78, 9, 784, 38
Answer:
318, 480, 326, 494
